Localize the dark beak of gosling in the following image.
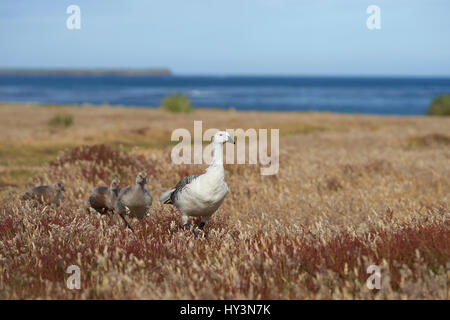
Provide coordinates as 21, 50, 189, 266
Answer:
227, 136, 235, 144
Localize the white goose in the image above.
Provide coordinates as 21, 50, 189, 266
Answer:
160, 131, 235, 231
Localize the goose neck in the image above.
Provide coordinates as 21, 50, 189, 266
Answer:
135, 183, 145, 191
207, 142, 224, 176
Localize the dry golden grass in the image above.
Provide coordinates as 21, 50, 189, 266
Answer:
0, 103, 449, 299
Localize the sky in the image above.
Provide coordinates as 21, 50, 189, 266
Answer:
0, 0, 449, 76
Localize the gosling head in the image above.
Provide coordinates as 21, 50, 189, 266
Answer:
136, 172, 147, 186
213, 131, 235, 145
110, 179, 120, 193
53, 181, 65, 192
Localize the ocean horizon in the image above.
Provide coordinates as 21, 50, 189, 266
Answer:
1, 74, 450, 115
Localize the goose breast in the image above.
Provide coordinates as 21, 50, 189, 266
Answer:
175, 175, 228, 217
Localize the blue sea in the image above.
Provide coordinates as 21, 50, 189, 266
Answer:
1, 75, 450, 115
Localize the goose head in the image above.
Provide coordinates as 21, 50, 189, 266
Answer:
53, 181, 65, 192
110, 179, 120, 193
136, 172, 147, 186
213, 131, 235, 145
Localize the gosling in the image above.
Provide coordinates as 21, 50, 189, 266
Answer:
115, 172, 152, 229
22, 182, 65, 206
85, 179, 120, 217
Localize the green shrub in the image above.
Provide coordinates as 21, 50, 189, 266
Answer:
49, 114, 74, 127
427, 95, 450, 116
161, 93, 193, 113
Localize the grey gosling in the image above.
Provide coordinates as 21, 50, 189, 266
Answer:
115, 172, 152, 230
22, 182, 65, 206
85, 179, 120, 217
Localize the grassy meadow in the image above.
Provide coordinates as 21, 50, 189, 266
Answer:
0, 103, 449, 299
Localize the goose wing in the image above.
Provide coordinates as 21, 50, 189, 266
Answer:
160, 174, 201, 204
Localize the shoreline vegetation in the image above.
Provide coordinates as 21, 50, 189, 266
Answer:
428, 94, 450, 116
0, 102, 449, 299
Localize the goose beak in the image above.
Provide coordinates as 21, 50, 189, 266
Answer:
227, 136, 235, 144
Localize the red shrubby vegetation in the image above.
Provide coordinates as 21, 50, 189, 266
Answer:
1, 145, 448, 299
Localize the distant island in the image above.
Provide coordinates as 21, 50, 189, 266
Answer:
0, 68, 172, 76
